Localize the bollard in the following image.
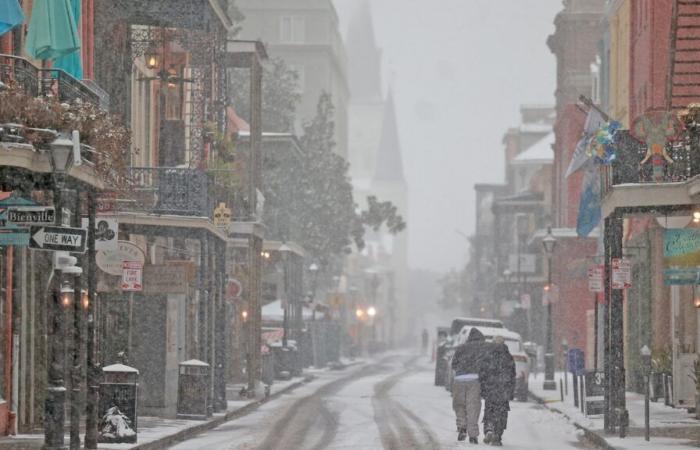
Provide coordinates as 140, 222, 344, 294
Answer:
560, 378, 564, 402
573, 373, 579, 408
580, 375, 585, 413
645, 374, 650, 441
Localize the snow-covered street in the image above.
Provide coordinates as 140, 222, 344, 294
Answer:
169, 353, 593, 449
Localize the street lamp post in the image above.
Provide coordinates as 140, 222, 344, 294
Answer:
542, 227, 557, 391
279, 244, 292, 348
640, 345, 651, 442
308, 263, 319, 320
45, 134, 77, 450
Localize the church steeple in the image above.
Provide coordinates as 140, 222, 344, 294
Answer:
373, 90, 405, 184
346, 0, 383, 101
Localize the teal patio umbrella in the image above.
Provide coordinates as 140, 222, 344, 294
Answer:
25, 0, 81, 61
53, 0, 83, 79
0, 0, 24, 37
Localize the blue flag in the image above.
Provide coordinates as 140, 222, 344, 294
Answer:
576, 161, 601, 237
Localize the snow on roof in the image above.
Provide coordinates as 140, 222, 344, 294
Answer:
179, 359, 210, 367
103, 364, 139, 373
512, 132, 554, 165
519, 123, 553, 133
262, 299, 313, 322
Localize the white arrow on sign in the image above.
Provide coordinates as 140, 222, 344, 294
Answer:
30, 226, 86, 252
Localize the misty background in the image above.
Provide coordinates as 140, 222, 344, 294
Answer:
334, 0, 562, 273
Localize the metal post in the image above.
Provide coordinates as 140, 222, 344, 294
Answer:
594, 293, 599, 371
610, 215, 626, 433
563, 342, 569, 396
543, 253, 556, 390
84, 190, 98, 449
44, 184, 67, 450
645, 372, 650, 441
573, 372, 579, 408
603, 217, 613, 432
69, 191, 82, 450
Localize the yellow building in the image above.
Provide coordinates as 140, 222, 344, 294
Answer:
608, 0, 631, 126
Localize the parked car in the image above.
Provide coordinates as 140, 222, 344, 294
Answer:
449, 317, 505, 336
446, 325, 530, 401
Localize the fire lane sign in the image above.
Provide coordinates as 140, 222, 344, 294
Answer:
29, 226, 87, 253
7, 207, 55, 225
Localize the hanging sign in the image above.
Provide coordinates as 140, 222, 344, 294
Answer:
97, 240, 145, 276
213, 202, 232, 229
143, 265, 188, 294
664, 229, 700, 285
611, 258, 631, 289
81, 217, 118, 251
121, 261, 143, 292
588, 265, 604, 293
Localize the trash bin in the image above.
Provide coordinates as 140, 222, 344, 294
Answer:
98, 364, 138, 444
272, 343, 299, 380
177, 360, 211, 420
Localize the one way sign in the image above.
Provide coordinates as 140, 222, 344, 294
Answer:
30, 226, 87, 253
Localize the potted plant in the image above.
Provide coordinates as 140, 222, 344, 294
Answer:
693, 359, 700, 418
651, 347, 672, 403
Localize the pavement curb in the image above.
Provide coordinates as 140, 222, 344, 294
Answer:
528, 391, 615, 450
130, 374, 316, 450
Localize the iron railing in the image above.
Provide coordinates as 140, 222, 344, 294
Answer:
602, 130, 700, 197
125, 167, 211, 217
0, 54, 106, 108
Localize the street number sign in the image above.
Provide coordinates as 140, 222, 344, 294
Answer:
7, 207, 55, 225
29, 226, 87, 253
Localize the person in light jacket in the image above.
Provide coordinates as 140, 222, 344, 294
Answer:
451, 328, 489, 443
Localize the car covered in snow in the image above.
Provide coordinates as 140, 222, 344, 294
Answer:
445, 325, 530, 401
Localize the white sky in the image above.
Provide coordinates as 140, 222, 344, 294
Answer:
334, 0, 562, 271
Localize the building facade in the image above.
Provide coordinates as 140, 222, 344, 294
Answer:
235, 0, 350, 159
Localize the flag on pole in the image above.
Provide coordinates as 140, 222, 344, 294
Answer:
565, 108, 606, 178
576, 160, 601, 237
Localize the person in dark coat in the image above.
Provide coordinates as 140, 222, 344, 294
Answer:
451, 328, 489, 443
479, 336, 516, 446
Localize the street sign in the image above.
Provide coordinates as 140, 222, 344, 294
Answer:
96, 241, 145, 275
612, 258, 631, 289
121, 261, 143, 292
0, 228, 29, 246
588, 265, 604, 293
82, 217, 118, 251
7, 207, 55, 225
584, 370, 605, 415
29, 226, 86, 253
508, 254, 537, 274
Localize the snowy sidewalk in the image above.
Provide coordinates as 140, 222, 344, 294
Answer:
529, 371, 700, 449
0, 376, 312, 450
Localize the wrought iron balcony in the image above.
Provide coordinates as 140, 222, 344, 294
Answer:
601, 131, 700, 197
125, 167, 211, 217
0, 54, 107, 108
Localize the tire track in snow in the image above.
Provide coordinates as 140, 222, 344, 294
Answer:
258, 354, 400, 450
372, 355, 440, 450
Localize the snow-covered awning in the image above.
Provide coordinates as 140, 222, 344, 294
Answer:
262, 299, 314, 322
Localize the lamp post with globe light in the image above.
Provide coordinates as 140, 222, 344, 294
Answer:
542, 227, 557, 390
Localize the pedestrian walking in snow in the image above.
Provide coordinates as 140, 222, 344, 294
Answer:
451, 328, 489, 443
479, 336, 516, 446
